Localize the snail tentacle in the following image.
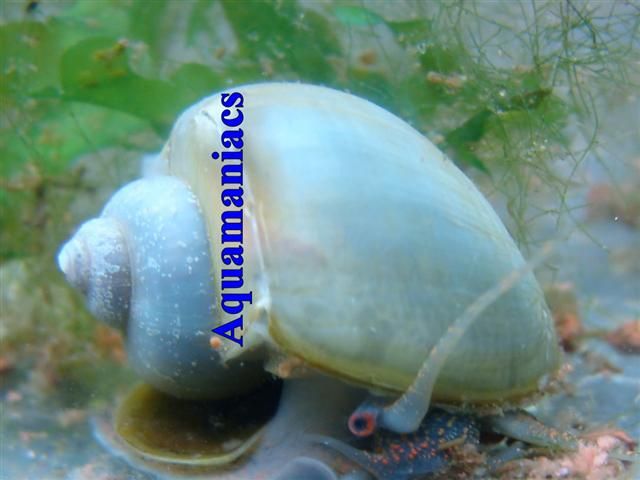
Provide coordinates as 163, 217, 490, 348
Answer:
369, 243, 556, 434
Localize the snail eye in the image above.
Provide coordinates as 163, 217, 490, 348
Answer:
348, 410, 377, 437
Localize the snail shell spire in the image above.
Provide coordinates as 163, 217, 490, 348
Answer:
58, 176, 268, 399
57, 217, 131, 331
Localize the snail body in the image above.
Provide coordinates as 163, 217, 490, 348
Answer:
93, 376, 368, 480
58, 83, 560, 407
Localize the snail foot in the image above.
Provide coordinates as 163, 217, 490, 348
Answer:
312, 408, 480, 480
272, 456, 339, 480
472, 410, 579, 476
481, 409, 578, 451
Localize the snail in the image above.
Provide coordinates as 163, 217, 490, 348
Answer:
58, 83, 567, 478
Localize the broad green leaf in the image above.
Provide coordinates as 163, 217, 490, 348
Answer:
0, 19, 89, 98
333, 6, 384, 26
128, 0, 170, 66
170, 63, 224, 102
59, 37, 188, 133
221, 1, 340, 83
187, 0, 215, 45
0, 102, 153, 177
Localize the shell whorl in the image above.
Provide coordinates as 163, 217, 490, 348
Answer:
57, 217, 131, 331
58, 175, 268, 399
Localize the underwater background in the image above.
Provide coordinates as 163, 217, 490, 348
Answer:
1, 1, 639, 479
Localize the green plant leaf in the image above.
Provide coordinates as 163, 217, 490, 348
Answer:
187, 0, 215, 45
128, 0, 170, 66
221, 0, 340, 83
333, 6, 384, 26
170, 63, 224, 102
0, 19, 89, 98
444, 109, 493, 146
59, 37, 192, 134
